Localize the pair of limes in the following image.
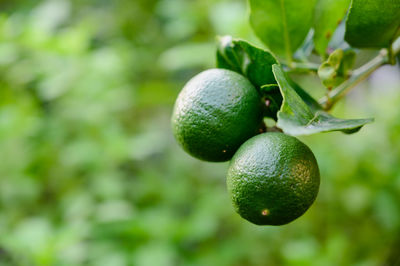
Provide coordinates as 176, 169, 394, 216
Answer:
171, 69, 320, 225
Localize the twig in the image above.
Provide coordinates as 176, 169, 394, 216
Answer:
286, 62, 320, 73
319, 37, 400, 110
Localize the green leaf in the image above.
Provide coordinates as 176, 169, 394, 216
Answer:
272, 64, 373, 135
313, 0, 351, 57
216, 35, 278, 87
249, 0, 317, 62
345, 0, 400, 48
216, 36, 282, 119
318, 48, 355, 89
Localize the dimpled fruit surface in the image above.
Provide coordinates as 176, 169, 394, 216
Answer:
227, 132, 320, 225
171, 68, 263, 162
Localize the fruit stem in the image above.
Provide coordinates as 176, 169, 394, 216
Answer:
319, 36, 400, 111
268, 126, 283, 133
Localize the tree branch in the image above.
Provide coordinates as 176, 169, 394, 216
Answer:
319, 37, 400, 110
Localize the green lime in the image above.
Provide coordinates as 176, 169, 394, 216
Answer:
227, 132, 320, 225
171, 68, 263, 162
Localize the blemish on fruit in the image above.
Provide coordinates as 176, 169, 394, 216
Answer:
261, 209, 270, 216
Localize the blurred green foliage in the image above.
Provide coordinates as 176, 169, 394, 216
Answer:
0, 0, 399, 265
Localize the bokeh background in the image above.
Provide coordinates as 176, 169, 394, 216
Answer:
1, 0, 400, 265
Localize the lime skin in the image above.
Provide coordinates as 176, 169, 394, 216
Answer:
227, 132, 320, 225
171, 68, 263, 162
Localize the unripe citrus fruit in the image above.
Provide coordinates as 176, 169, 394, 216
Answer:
171, 68, 263, 162
227, 132, 320, 225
